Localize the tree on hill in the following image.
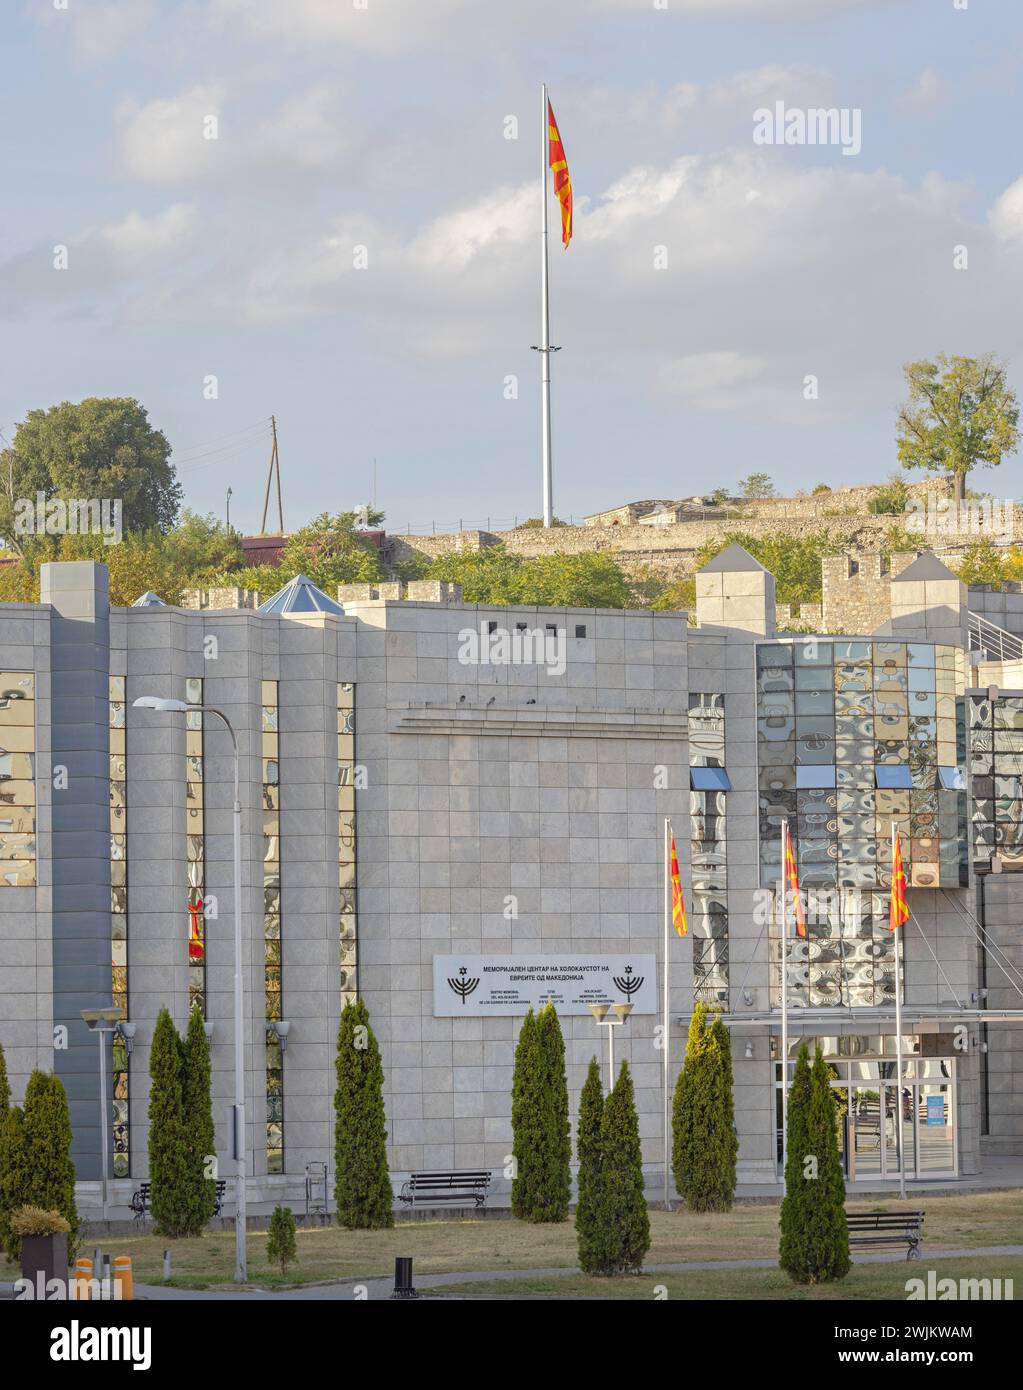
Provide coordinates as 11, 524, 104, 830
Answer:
426, 544, 631, 609
738, 472, 776, 499
0, 397, 181, 554
694, 531, 844, 606
779, 1043, 850, 1284
897, 353, 1020, 502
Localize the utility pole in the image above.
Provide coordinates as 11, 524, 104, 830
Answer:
226, 486, 232, 532
259, 415, 284, 535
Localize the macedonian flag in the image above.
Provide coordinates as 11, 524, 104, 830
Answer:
669, 832, 687, 937
548, 97, 572, 248
783, 824, 806, 938
890, 831, 909, 931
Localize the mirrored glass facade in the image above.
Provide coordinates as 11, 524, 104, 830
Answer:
968, 691, 1023, 870
0, 671, 35, 887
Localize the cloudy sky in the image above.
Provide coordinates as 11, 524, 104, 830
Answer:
2, 0, 1023, 532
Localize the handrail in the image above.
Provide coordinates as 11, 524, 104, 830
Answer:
968, 610, 1023, 661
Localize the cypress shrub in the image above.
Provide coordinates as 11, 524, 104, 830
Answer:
148, 1007, 192, 1238
334, 999, 393, 1229
779, 1044, 850, 1284
510, 1008, 542, 1219
533, 1002, 571, 1222
182, 1005, 217, 1232
593, 1061, 650, 1274
20, 1073, 79, 1258
671, 1001, 705, 1202
0, 1040, 9, 1114
266, 1204, 298, 1276
0, 1106, 29, 1261
673, 1004, 739, 1211
574, 1057, 605, 1274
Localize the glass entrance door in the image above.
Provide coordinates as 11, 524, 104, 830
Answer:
915, 1082, 955, 1176
849, 1085, 901, 1180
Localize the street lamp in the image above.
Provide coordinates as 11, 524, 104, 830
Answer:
80, 1007, 124, 1223
133, 693, 247, 1282
588, 1001, 633, 1090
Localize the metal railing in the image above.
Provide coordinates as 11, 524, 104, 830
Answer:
968, 611, 1023, 662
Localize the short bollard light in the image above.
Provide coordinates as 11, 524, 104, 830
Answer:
113, 1255, 133, 1301
72, 1258, 93, 1301
391, 1256, 418, 1300
163, 1248, 171, 1282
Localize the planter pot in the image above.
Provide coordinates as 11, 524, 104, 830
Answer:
21, 1232, 69, 1296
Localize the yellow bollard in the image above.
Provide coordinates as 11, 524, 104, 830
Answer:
72, 1257, 93, 1301
113, 1254, 133, 1301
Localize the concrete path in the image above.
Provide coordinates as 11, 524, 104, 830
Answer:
113, 1242, 1023, 1300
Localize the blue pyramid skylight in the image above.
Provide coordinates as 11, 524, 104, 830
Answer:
258, 573, 344, 616
132, 591, 167, 608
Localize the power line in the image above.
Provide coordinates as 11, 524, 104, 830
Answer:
170, 417, 272, 461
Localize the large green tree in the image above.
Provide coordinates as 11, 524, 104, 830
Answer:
0, 1106, 29, 1260
18, 1072, 79, 1259
182, 1006, 217, 1231
534, 1003, 572, 1222
592, 1061, 650, 1274
0, 397, 181, 554
897, 353, 1020, 502
425, 544, 631, 609
779, 1044, 850, 1284
574, 1057, 605, 1274
672, 1003, 737, 1211
334, 999, 393, 1230
147, 1008, 192, 1238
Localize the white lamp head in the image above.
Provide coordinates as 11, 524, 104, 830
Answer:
133, 696, 190, 713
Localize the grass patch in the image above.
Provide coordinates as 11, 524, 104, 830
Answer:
428, 1255, 1023, 1301
26, 1189, 1023, 1291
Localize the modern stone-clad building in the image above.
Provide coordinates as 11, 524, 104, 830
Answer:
1, 550, 1022, 1214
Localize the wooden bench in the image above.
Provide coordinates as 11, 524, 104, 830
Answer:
847, 1209, 924, 1260
398, 1170, 491, 1210
131, 1179, 226, 1227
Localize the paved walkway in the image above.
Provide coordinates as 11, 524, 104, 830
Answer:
108, 1243, 1023, 1301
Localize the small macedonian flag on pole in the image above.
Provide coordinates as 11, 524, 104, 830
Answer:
548, 97, 572, 248
890, 829, 909, 931
669, 831, 688, 937
783, 823, 807, 938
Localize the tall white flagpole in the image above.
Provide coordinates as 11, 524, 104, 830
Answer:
780, 817, 789, 1179
540, 81, 553, 528
663, 816, 671, 1210
892, 821, 907, 1201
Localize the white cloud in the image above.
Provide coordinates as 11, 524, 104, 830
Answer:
989, 177, 1023, 245
99, 204, 197, 267
116, 85, 225, 182
213, 0, 900, 53
898, 67, 947, 116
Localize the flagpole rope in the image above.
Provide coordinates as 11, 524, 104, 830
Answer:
939, 889, 1023, 1001
905, 903, 965, 1010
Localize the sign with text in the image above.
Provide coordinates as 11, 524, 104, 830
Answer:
433, 954, 657, 1017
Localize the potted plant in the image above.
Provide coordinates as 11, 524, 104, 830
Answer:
12, 1206, 70, 1296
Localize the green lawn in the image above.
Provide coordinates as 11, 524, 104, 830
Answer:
427, 1255, 1023, 1301
45, 1189, 1023, 1291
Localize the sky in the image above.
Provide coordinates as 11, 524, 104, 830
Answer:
2, 0, 1023, 534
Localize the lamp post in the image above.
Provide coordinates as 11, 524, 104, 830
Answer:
134, 694, 247, 1282
80, 1007, 124, 1223
588, 1002, 633, 1090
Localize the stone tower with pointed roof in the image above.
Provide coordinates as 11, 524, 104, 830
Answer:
695, 542, 776, 636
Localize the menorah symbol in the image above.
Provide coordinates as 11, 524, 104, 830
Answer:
612, 964, 643, 998
447, 965, 480, 1006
